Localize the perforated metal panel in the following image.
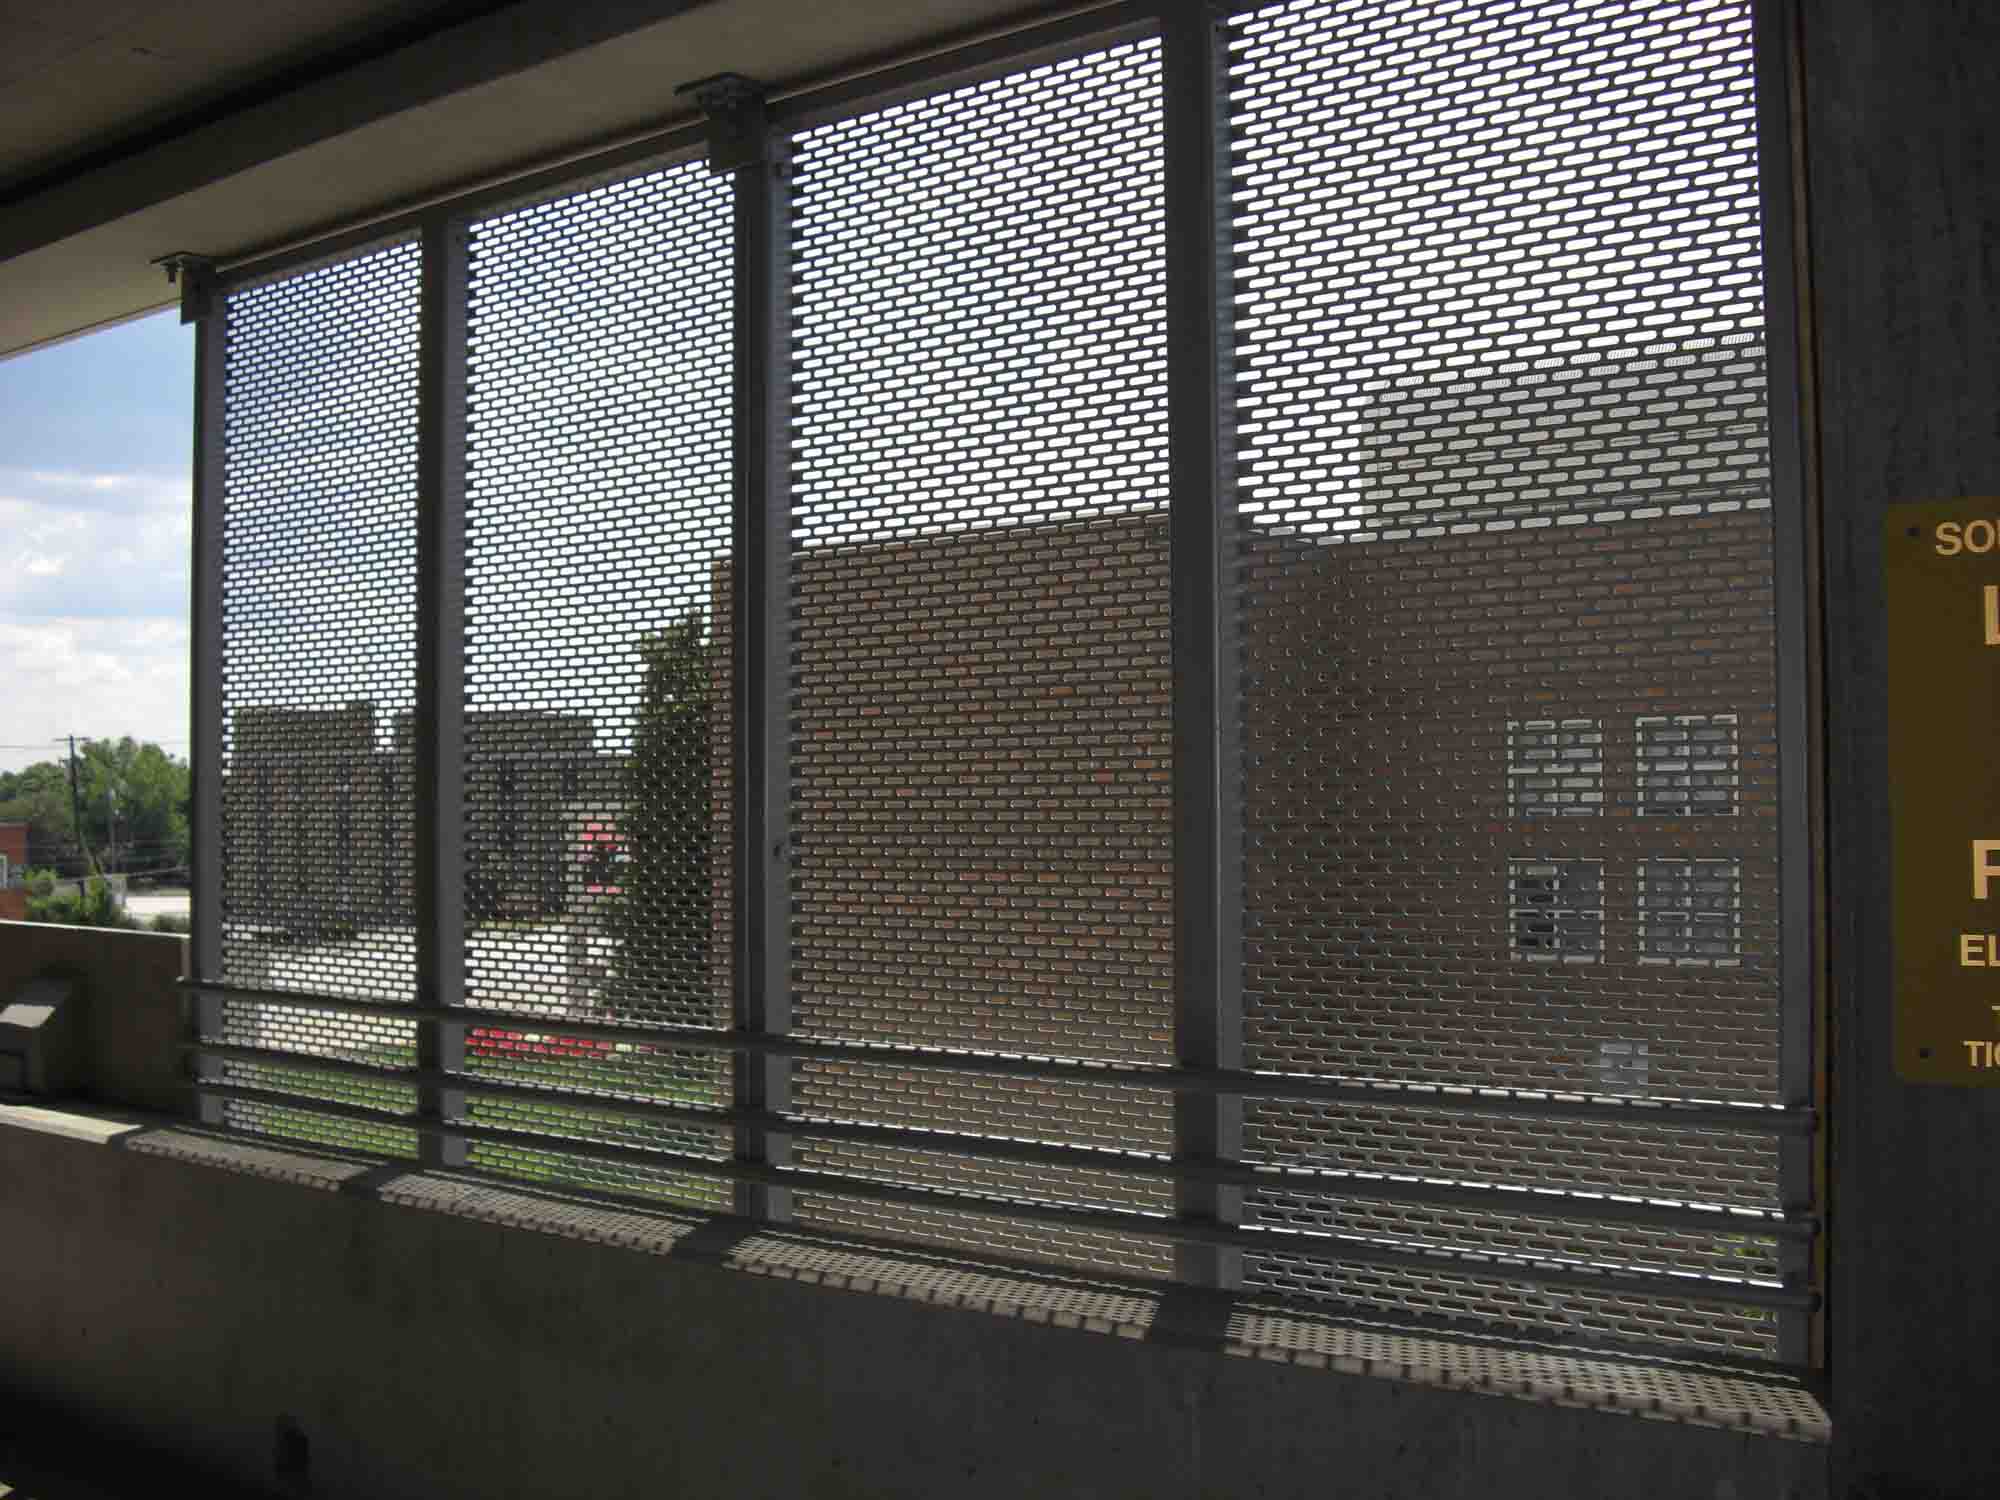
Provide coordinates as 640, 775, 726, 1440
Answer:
189, 0, 1811, 1366
1230, 0, 1782, 1354
214, 240, 424, 1152
459, 159, 735, 1201
788, 39, 1177, 1276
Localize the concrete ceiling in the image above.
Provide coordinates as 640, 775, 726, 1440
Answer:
0, 0, 1102, 358
0, 1, 495, 191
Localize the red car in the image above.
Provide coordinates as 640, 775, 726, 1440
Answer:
578, 821, 628, 897
466, 1026, 629, 1062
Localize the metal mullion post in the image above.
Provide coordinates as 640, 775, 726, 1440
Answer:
1162, 2, 1244, 1290
1754, 0, 1823, 1371
415, 216, 469, 1169
692, 75, 795, 1223
188, 262, 228, 1126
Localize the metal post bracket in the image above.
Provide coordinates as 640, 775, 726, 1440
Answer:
154, 252, 218, 324
678, 72, 776, 173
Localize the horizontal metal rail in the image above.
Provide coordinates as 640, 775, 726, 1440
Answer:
186, 1038, 1814, 1240
188, 1078, 1811, 1313
181, 981, 1815, 1135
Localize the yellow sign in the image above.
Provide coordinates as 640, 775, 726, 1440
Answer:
1887, 498, 2000, 1082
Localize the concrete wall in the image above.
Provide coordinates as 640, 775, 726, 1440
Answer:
0, 920, 186, 1113
0, 1111, 1828, 1500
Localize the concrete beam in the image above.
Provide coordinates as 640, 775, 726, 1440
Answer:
0, 1, 718, 267
0, 0, 1113, 357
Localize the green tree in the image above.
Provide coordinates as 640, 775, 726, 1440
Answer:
1, 741, 192, 875
75, 738, 191, 873
0, 761, 81, 873
611, 611, 715, 1017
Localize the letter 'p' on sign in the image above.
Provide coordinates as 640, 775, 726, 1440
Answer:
1976, 842, 2000, 900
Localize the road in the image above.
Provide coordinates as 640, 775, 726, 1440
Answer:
122, 887, 191, 921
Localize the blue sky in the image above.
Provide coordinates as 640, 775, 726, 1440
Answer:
0, 310, 193, 773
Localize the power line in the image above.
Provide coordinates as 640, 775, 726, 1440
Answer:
0, 740, 192, 751
65, 736, 95, 876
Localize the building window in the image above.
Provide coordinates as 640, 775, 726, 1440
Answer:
1639, 859, 1743, 965
1507, 859, 1603, 962
257, 766, 274, 894
292, 770, 311, 900
1506, 719, 1603, 818
498, 764, 518, 856
1636, 714, 1739, 817
1596, 1039, 1651, 1093
336, 768, 354, 899
378, 762, 397, 911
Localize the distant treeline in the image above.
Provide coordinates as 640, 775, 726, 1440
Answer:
0, 738, 190, 876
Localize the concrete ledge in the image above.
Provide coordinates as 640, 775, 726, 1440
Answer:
0, 1100, 150, 1145
0, 1101, 1830, 1500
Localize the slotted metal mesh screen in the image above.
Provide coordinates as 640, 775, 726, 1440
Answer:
193, 0, 1809, 1366
1229, 0, 1782, 1353
460, 159, 735, 1206
214, 240, 424, 1153
788, 40, 1177, 1275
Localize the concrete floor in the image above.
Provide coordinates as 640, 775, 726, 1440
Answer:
0, 1414, 272, 1500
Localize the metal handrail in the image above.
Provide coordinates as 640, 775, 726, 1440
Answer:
187, 1076, 1813, 1313
183, 1037, 1815, 1240
178, 981, 1814, 1134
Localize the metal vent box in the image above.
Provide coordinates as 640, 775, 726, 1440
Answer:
0, 977, 81, 1097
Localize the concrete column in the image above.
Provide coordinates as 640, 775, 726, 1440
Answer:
1804, 2, 2000, 1494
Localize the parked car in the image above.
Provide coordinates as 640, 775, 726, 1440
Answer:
577, 821, 628, 898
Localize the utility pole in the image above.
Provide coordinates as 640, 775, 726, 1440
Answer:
66, 735, 95, 877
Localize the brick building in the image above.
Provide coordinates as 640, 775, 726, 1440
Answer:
221, 704, 620, 946
0, 820, 29, 921
1243, 335, 1777, 1103
217, 340, 1772, 1106
778, 336, 1779, 1287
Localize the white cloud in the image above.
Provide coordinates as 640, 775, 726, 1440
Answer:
0, 616, 191, 772
30, 469, 127, 489
7, 467, 184, 513
0, 466, 191, 772
0, 467, 189, 621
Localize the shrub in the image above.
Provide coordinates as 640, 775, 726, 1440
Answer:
26, 876, 141, 931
